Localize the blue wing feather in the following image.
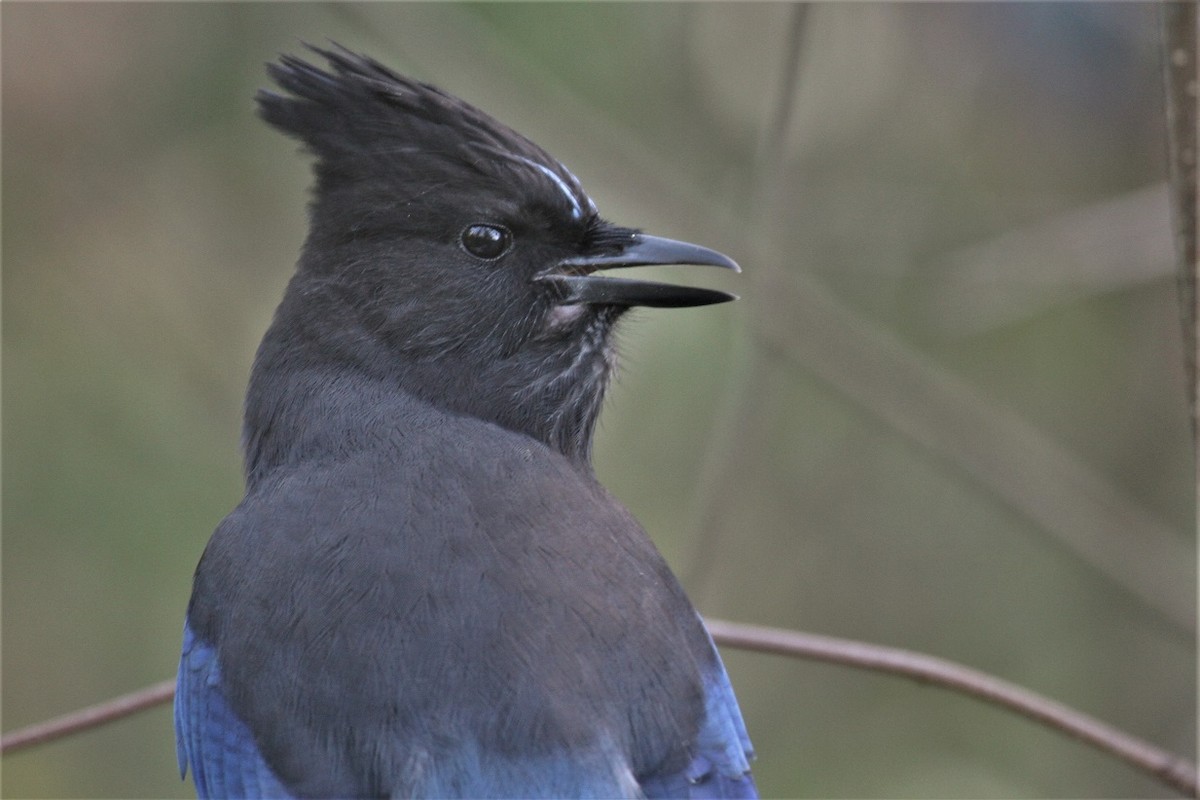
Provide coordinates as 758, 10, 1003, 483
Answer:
640, 620, 757, 799
174, 614, 754, 799
175, 621, 293, 799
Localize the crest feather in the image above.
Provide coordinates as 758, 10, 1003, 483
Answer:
257, 44, 593, 218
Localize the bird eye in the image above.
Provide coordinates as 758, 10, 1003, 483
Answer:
460, 224, 512, 260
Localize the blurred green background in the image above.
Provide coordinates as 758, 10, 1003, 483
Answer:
3, 3, 1194, 798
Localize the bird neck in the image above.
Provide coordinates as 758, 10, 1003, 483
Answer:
240, 304, 619, 485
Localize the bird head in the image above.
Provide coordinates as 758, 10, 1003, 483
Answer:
251, 45, 738, 466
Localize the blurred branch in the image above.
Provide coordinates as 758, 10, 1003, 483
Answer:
5, 624, 1196, 797
754, 5, 809, 191
929, 183, 1174, 335
706, 619, 1199, 798
753, 265, 1196, 634
1160, 2, 1198, 448
688, 3, 808, 594
0, 678, 175, 755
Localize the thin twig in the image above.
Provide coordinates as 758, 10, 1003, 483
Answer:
706, 618, 1199, 798
0, 678, 176, 755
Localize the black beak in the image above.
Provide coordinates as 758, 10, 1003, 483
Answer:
536, 233, 740, 308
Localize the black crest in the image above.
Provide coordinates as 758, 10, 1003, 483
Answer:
257, 44, 594, 220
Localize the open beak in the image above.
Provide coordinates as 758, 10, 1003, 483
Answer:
535, 233, 740, 308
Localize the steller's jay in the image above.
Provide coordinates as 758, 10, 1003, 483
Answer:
174, 45, 755, 799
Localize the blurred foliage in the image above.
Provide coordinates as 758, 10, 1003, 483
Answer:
2, 4, 1193, 798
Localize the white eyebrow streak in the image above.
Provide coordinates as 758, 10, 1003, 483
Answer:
512, 155, 586, 219
471, 143, 597, 219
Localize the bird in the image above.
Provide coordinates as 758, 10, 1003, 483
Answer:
174, 44, 755, 799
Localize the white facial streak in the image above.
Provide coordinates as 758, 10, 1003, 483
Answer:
513, 155, 589, 220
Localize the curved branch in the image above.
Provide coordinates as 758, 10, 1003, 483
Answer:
706, 618, 1198, 797
0, 678, 175, 755
3, 623, 1195, 798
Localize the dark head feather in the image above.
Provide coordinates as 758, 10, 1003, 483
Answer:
244, 45, 630, 475
244, 46, 733, 478
256, 44, 594, 222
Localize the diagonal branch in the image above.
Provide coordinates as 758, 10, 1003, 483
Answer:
706, 619, 1199, 798
752, 265, 1196, 634
0, 678, 175, 755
